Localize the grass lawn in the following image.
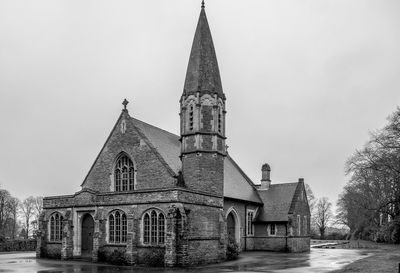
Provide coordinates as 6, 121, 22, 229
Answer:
329, 240, 400, 273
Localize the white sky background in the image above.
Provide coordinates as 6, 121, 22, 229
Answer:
1, 0, 400, 211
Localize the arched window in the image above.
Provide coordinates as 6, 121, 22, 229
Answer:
115, 154, 134, 192
142, 209, 166, 245
108, 210, 127, 244
49, 212, 63, 242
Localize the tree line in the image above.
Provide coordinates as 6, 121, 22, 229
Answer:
336, 107, 400, 243
0, 187, 43, 241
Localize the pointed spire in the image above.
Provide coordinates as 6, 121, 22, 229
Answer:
183, 4, 224, 99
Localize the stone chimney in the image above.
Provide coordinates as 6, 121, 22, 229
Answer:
260, 163, 271, 190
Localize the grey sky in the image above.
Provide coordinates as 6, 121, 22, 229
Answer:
1, 0, 400, 210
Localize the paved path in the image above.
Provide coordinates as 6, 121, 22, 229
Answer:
0, 249, 370, 273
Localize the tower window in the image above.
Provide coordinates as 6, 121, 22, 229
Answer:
218, 108, 222, 134
189, 105, 194, 131
142, 209, 166, 245
49, 212, 63, 242
115, 154, 135, 192
297, 215, 301, 235
108, 210, 127, 244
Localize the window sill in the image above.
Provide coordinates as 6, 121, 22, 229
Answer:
140, 244, 165, 248
104, 243, 127, 247
47, 241, 62, 244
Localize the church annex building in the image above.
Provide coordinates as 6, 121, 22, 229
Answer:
37, 3, 310, 266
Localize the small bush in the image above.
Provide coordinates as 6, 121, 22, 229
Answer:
98, 248, 128, 265
141, 250, 164, 267
226, 239, 239, 261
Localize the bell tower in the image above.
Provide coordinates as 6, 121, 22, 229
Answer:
180, 2, 226, 196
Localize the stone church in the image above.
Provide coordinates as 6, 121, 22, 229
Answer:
37, 2, 310, 266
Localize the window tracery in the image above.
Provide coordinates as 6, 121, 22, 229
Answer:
142, 209, 165, 245
108, 210, 127, 244
49, 212, 63, 242
115, 154, 134, 192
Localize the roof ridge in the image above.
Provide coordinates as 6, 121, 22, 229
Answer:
131, 117, 179, 139
272, 182, 299, 186
129, 118, 178, 177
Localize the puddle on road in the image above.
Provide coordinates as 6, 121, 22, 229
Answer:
0, 249, 371, 273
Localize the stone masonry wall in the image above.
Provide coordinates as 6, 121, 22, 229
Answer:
182, 153, 224, 196
82, 112, 176, 192
223, 199, 259, 251
287, 237, 310, 252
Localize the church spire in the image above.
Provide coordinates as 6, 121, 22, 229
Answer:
183, 3, 224, 99
179, 3, 226, 196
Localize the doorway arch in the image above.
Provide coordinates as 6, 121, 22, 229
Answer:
81, 214, 94, 255
226, 207, 240, 245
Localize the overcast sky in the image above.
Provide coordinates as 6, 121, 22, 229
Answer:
1, 0, 400, 210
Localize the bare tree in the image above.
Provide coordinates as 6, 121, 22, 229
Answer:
20, 196, 36, 239
305, 184, 318, 236
315, 197, 333, 239
8, 198, 19, 239
340, 107, 400, 242
33, 196, 43, 222
0, 189, 11, 238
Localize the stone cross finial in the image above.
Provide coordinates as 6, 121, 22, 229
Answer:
122, 98, 129, 110
201, 0, 205, 8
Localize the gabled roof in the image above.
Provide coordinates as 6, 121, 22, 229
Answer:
132, 118, 181, 174
183, 6, 224, 98
257, 182, 299, 222
130, 116, 261, 203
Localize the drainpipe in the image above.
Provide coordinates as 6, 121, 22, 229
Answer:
285, 222, 288, 252
244, 204, 247, 251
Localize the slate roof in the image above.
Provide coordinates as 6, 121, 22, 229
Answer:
256, 182, 299, 222
183, 6, 224, 98
131, 116, 262, 204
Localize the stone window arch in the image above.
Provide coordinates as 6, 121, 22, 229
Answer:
114, 154, 135, 192
49, 212, 63, 242
142, 209, 165, 245
108, 210, 127, 244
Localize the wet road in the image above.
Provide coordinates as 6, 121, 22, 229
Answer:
0, 249, 370, 273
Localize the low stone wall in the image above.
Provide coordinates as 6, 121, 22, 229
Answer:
0, 240, 37, 252
253, 237, 287, 251
187, 239, 221, 265
287, 237, 310, 252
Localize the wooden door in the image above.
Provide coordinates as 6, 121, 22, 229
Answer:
81, 214, 94, 254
